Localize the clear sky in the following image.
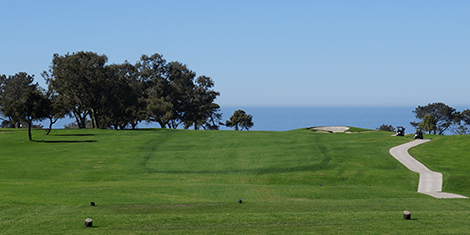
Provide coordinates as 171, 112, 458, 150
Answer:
1, 0, 469, 107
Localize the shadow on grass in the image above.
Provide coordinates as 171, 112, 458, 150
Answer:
53, 134, 95, 136
125, 128, 177, 132
34, 140, 97, 143
147, 156, 334, 175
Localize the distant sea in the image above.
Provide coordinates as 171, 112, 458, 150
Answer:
142, 106, 468, 135
11, 106, 469, 135
214, 106, 419, 132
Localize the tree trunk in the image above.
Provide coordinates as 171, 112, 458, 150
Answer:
157, 121, 167, 128
194, 118, 199, 130
72, 112, 87, 129
27, 120, 32, 141
131, 121, 138, 130
79, 118, 87, 129
90, 108, 99, 129
73, 114, 80, 129
45, 117, 57, 135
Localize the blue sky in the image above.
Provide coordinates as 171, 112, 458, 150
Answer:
1, 0, 469, 107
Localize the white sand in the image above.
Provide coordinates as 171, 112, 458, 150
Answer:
311, 126, 350, 133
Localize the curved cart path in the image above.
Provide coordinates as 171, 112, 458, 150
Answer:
389, 139, 468, 199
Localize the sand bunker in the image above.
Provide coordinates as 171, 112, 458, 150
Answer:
311, 126, 350, 133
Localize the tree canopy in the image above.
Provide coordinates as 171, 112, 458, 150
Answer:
226, 110, 254, 131
377, 124, 395, 132
411, 102, 458, 135
419, 114, 437, 134
0, 72, 49, 140
0, 72, 37, 128
42, 51, 221, 130
44, 51, 108, 129
138, 54, 221, 129
3, 51, 222, 134
461, 109, 470, 126
17, 87, 50, 141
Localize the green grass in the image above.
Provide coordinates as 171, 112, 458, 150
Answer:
410, 134, 470, 196
346, 126, 373, 132
0, 128, 469, 234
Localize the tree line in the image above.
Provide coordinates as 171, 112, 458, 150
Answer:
0, 51, 254, 140
377, 102, 470, 135
410, 102, 470, 135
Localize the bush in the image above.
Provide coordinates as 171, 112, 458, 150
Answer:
377, 124, 395, 132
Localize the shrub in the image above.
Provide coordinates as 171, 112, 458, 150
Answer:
377, 124, 395, 132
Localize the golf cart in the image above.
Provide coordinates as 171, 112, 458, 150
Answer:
396, 126, 405, 136
414, 128, 423, 139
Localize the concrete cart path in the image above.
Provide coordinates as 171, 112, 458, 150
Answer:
389, 139, 468, 199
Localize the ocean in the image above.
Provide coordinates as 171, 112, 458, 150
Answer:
215, 106, 420, 132
142, 106, 466, 135
6, 106, 469, 135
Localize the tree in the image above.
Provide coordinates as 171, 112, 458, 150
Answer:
15, 88, 50, 141
238, 113, 254, 131
44, 51, 108, 129
377, 124, 395, 132
419, 114, 437, 134
165, 61, 197, 129
44, 91, 68, 135
0, 72, 37, 128
140, 54, 221, 130
449, 109, 470, 135
452, 125, 469, 135
0, 72, 49, 140
42, 51, 221, 130
226, 110, 254, 131
120, 62, 148, 129
410, 102, 458, 135
137, 53, 175, 128
461, 109, 470, 126
183, 75, 221, 130
99, 63, 143, 129
200, 103, 223, 130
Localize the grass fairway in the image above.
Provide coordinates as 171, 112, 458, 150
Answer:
1, 128, 469, 234
410, 134, 470, 196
